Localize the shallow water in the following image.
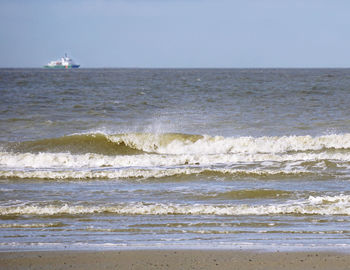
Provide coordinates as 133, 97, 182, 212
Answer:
1, 68, 350, 250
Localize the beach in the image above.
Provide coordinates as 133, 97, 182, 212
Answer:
1, 250, 350, 270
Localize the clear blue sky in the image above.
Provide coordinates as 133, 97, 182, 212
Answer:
1, 0, 350, 68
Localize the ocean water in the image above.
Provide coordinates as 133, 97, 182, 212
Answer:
1, 68, 350, 251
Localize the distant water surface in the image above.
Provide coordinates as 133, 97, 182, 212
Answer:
1, 68, 350, 251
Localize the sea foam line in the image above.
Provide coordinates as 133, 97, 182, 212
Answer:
0, 167, 311, 180
1, 151, 350, 169
1, 195, 350, 216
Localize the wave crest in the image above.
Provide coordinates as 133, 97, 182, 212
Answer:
2, 195, 350, 216
6, 134, 145, 155
5, 132, 350, 156
2, 132, 350, 180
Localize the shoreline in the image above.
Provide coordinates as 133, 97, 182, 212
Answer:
1, 249, 350, 270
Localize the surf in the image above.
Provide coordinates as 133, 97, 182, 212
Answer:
4, 132, 350, 155
1, 132, 350, 180
2, 194, 350, 216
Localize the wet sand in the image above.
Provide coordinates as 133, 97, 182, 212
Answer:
1, 250, 350, 270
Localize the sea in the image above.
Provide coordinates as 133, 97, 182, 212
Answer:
1, 68, 350, 251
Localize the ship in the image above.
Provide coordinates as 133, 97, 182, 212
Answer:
44, 54, 80, 69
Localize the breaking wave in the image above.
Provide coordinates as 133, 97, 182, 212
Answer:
1, 194, 350, 216
5, 133, 145, 155
1, 132, 350, 180
4, 132, 350, 155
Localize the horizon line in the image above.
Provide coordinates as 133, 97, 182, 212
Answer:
1, 66, 350, 69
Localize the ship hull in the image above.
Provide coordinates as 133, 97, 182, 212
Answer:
44, 65, 80, 69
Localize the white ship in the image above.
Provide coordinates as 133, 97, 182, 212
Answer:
44, 54, 80, 69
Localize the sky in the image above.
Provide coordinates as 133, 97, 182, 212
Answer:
1, 0, 350, 68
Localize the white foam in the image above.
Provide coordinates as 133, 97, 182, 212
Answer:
308, 194, 350, 204
2, 195, 350, 216
0, 167, 309, 180
0, 222, 62, 228
108, 133, 350, 155
2, 133, 350, 180
1, 150, 350, 170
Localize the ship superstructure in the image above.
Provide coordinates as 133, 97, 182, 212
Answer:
44, 54, 80, 68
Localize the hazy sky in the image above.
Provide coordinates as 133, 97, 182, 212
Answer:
1, 0, 350, 68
